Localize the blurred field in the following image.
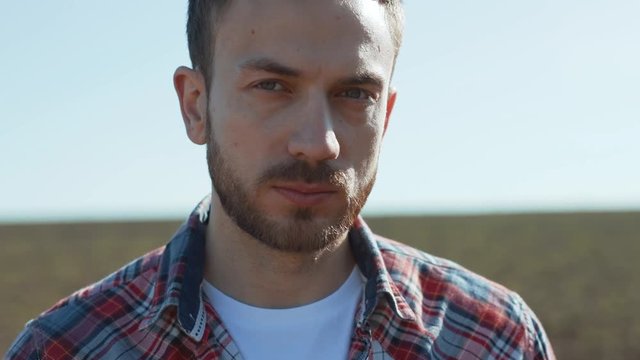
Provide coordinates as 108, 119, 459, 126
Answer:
1, 212, 639, 359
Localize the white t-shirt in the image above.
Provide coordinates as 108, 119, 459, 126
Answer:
202, 267, 364, 360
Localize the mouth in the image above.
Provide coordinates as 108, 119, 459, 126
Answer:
272, 182, 339, 207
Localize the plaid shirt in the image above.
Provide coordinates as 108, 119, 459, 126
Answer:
7, 196, 555, 359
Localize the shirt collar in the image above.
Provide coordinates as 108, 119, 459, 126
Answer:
349, 216, 418, 323
142, 194, 418, 340
140, 195, 210, 340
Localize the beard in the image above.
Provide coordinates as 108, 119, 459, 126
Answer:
206, 129, 376, 254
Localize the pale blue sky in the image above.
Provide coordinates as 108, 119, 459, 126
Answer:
1, 1, 639, 222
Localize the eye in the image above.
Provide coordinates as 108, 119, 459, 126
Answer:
255, 80, 285, 91
339, 88, 374, 101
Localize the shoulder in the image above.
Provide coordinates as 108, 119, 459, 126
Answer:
5, 247, 165, 359
376, 235, 511, 297
44, 245, 163, 316
374, 235, 555, 359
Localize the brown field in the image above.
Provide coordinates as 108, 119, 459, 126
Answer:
1, 212, 639, 359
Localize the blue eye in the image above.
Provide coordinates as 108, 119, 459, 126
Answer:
256, 81, 284, 91
341, 88, 371, 100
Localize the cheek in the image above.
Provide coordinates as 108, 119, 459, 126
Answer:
212, 86, 289, 145
346, 122, 384, 181
211, 94, 260, 148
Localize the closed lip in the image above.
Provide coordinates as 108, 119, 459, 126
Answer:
272, 182, 339, 207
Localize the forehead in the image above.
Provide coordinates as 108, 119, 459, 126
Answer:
214, 0, 395, 80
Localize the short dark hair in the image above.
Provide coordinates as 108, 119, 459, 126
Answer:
186, 0, 404, 89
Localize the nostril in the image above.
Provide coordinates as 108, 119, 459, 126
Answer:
325, 131, 340, 159
288, 129, 340, 162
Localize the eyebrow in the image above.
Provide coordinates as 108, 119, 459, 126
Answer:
238, 57, 301, 77
238, 56, 386, 89
338, 71, 386, 90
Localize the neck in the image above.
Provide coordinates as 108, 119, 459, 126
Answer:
203, 196, 355, 308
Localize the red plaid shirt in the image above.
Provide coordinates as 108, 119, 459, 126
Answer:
7, 196, 555, 359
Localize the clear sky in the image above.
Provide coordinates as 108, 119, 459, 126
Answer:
1, 0, 639, 222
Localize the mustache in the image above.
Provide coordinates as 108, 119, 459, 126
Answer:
257, 160, 350, 188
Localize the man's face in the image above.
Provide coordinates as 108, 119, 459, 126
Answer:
206, 0, 396, 253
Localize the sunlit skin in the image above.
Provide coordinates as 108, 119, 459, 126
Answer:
174, 0, 397, 308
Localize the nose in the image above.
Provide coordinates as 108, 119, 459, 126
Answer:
287, 95, 340, 164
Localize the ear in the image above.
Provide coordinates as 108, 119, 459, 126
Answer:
174, 66, 208, 145
383, 88, 397, 136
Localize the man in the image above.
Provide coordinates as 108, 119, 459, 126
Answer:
7, 0, 555, 359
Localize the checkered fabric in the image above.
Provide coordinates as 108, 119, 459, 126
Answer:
6, 195, 555, 359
